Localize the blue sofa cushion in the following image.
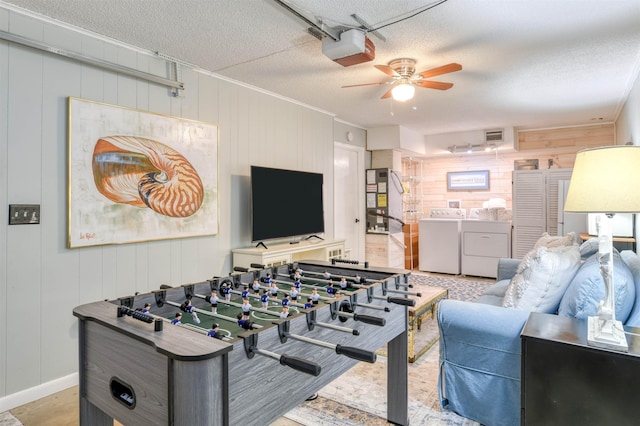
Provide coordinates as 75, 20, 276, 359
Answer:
502, 245, 581, 313
558, 250, 635, 323
620, 250, 640, 327
476, 279, 510, 306
579, 237, 600, 259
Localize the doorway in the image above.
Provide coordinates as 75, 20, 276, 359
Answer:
334, 142, 365, 262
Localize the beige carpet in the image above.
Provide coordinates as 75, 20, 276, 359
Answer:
281, 341, 478, 426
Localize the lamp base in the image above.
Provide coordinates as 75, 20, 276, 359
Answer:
587, 316, 629, 352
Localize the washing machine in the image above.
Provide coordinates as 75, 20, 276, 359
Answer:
418, 208, 466, 274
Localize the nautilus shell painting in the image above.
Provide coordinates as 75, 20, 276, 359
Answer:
92, 136, 204, 218
68, 98, 218, 248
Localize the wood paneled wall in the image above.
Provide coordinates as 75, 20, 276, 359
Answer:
414, 124, 614, 215
0, 7, 342, 405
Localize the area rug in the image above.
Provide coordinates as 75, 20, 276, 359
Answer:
280, 273, 491, 425
283, 350, 478, 426
409, 273, 494, 302
0, 412, 21, 426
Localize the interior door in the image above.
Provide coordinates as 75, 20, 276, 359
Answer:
334, 142, 365, 261
558, 179, 587, 236
512, 170, 546, 258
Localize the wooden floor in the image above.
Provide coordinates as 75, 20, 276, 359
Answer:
10, 387, 81, 426
9, 385, 299, 426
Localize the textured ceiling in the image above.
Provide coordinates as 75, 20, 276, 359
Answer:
3, 0, 640, 137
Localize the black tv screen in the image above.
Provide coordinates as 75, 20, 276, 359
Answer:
251, 166, 325, 242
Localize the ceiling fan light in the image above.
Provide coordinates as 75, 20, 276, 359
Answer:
391, 84, 415, 102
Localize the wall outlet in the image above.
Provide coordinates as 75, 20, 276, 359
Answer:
8, 204, 40, 225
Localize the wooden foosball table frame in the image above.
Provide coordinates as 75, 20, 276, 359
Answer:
73, 260, 414, 426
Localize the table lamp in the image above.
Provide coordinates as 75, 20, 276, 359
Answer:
564, 145, 640, 352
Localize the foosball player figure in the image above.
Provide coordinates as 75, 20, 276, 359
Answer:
171, 312, 182, 325
208, 290, 219, 314
141, 303, 151, 314
290, 286, 299, 302
339, 277, 348, 290
180, 299, 201, 324
304, 297, 313, 309
326, 282, 335, 298
260, 289, 269, 309
241, 298, 252, 314
223, 282, 232, 302
269, 281, 279, 300
293, 278, 302, 291
323, 271, 331, 280
262, 273, 272, 285
334, 289, 341, 299
252, 279, 261, 295
354, 274, 364, 285
241, 285, 250, 300
207, 323, 223, 340
311, 288, 320, 304
237, 312, 254, 330
280, 306, 289, 319
281, 294, 290, 309
294, 267, 303, 280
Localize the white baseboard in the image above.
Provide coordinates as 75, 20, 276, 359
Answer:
0, 373, 78, 413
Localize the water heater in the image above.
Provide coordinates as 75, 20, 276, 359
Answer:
366, 168, 404, 234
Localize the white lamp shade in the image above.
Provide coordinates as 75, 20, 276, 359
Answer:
564, 145, 640, 213
391, 84, 415, 102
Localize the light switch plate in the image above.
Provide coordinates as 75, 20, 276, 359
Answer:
8, 204, 40, 225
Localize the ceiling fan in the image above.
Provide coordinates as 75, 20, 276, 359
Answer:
342, 58, 462, 101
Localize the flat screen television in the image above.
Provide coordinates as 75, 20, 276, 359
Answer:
251, 165, 325, 243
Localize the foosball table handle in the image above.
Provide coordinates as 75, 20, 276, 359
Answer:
387, 297, 416, 307
352, 313, 386, 326
335, 345, 377, 363
279, 354, 322, 376
117, 306, 154, 324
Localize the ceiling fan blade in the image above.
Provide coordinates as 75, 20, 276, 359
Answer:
381, 87, 394, 99
342, 82, 387, 88
416, 80, 454, 90
418, 63, 462, 78
375, 64, 400, 77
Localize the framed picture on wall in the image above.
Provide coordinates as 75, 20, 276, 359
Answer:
67, 97, 218, 248
447, 170, 490, 191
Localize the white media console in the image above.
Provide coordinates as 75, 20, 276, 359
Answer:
232, 239, 346, 268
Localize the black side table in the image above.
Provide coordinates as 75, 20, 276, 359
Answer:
521, 312, 640, 425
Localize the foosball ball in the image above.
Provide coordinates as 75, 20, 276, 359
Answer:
73, 260, 417, 426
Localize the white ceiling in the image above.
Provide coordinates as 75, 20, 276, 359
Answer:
3, 0, 640, 137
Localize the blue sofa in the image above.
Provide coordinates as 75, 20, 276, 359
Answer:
437, 245, 640, 426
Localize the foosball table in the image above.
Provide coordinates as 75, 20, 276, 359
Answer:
73, 260, 417, 426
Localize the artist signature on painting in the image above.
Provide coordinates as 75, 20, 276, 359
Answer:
79, 232, 96, 240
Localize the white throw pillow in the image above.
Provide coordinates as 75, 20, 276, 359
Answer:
502, 245, 581, 313
533, 232, 576, 250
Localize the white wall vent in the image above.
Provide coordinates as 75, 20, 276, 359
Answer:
485, 129, 504, 142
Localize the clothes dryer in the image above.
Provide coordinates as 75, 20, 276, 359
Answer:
461, 219, 512, 278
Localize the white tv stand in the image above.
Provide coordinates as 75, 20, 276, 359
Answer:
233, 239, 346, 268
